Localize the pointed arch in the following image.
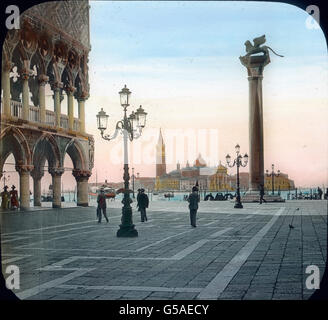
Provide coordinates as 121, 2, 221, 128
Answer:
32, 133, 61, 171
0, 127, 31, 172
64, 138, 88, 171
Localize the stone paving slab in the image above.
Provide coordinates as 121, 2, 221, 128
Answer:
0, 200, 326, 300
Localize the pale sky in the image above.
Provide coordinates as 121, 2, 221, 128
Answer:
83, 1, 328, 188
4, 1, 327, 191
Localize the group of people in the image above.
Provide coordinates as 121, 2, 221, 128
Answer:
96, 186, 199, 228
0, 185, 19, 210
96, 187, 150, 224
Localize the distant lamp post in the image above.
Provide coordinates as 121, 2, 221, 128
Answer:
266, 164, 280, 195
96, 85, 147, 237
226, 144, 248, 208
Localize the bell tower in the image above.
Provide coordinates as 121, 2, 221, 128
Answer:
156, 128, 166, 177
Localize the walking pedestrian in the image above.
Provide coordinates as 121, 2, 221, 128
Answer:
1, 186, 10, 209
97, 188, 109, 223
137, 188, 149, 222
188, 186, 200, 228
259, 184, 266, 204
10, 185, 19, 209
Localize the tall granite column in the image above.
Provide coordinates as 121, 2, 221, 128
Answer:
72, 169, 91, 207
240, 54, 270, 193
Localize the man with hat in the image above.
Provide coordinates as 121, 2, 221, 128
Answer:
187, 186, 200, 228
137, 188, 149, 222
10, 185, 19, 209
97, 188, 109, 223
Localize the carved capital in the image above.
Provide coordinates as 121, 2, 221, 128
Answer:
72, 169, 91, 182
2, 60, 13, 73
239, 54, 270, 78
31, 169, 44, 180
38, 74, 49, 86
65, 86, 76, 95
16, 165, 34, 175
51, 81, 63, 92
49, 167, 65, 177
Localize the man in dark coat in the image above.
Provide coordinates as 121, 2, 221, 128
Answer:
188, 186, 200, 227
97, 189, 109, 223
137, 189, 149, 222
259, 184, 266, 204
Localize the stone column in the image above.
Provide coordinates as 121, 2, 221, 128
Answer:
1, 61, 12, 117
77, 97, 86, 134
66, 86, 76, 131
49, 168, 64, 208
31, 169, 44, 206
21, 68, 30, 121
240, 54, 270, 192
38, 75, 49, 123
72, 169, 91, 207
52, 82, 63, 128
16, 165, 34, 210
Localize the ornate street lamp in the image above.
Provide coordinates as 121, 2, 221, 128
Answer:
266, 164, 280, 195
96, 85, 147, 237
226, 144, 248, 208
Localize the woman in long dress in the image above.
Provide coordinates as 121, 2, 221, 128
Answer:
10, 185, 19, 209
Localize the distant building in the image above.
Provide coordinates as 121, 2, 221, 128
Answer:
229, 172, 295, 191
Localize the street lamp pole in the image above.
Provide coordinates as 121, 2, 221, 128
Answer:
132, 167, 135, 199
226, 144, 248, 209
266, 164, 280, 195
96, 85, 147, 237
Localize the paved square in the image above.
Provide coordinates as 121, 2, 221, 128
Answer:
0, 200, 326, 300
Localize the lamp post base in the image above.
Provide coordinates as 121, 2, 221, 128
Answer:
234, 202, 243, 209
117, 225, 138, 237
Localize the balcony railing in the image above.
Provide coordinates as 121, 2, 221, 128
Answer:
29, 105, 40, 122
73, 119, 80, 132
45, 110, 55, 126
11, 100, 22, 118
1, 100, 81, 133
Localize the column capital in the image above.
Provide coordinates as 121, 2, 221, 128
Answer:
2, 60, 14, 72
76, 91, 89, 102
72, 169, 91, 182
38, 74, 49, 86
49, 167, 65, 177
65, 86, 76, 95
51, 81, 64, 91
16, 165, 34, 175
239, 54, 270, 78
30, 169, 44, 180
21, 67, 34, 80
